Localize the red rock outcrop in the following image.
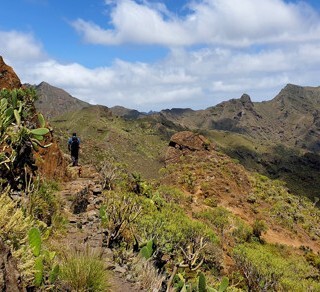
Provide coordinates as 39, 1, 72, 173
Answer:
165, 131, 212, 164
0, 56, 21, 89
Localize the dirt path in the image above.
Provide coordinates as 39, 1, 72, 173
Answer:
57, 165, 142, 292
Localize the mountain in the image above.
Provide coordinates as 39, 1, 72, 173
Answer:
110, 105, 145, 119
159, 84, 320, 153
34, 81, 320, 198
2, 56, 320, 291
34, 81, 90, 119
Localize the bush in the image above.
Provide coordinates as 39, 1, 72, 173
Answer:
59, 247, 109, 292
233, 243, 320, 291
28, 181, 60, 226
252, 219, 268, 240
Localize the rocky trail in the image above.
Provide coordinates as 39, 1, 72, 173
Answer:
57, 164, 142, 292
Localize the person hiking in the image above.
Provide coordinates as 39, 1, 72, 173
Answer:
68, 133, 80, 166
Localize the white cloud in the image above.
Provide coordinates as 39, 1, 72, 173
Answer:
10, 41, 318, 111
0, 30, 45, 62
2, 1, 319, 111
72, 0, 320, 46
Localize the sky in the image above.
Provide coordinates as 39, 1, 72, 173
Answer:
1, 0, 320, 111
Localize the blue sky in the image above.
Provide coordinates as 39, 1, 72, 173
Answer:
1, 0, 320, 111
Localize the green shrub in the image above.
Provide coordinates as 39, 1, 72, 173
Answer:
231, 218, 253, 243
195, 207, 231, 241
59, 248, 109, 292
233, 243, 320, 291
0, 192, 35, 282
28, 181, 60, 226
252, 219, 268, 240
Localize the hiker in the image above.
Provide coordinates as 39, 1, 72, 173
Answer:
68, 133, 80, 166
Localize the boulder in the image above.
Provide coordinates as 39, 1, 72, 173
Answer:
165, 131, 212, 164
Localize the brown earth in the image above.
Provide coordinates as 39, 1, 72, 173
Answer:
0, 239, 25, 292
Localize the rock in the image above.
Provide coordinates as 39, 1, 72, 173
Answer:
71, 187, 89, 214
0, 56, 21, 90
165, 131, 212, 164
92, 186, 102, 196
114, 264, 127, 274
87, 210, 97, 221
0, 239, 25, 291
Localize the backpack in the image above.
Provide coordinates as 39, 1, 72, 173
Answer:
70, 136, 79, 152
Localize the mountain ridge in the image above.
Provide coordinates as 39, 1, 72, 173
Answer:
33, 80, 320, 153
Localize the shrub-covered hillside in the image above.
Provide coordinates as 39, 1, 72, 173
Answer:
1, 58, 320, 291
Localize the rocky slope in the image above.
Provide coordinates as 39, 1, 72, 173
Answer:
0, 56, 21, 89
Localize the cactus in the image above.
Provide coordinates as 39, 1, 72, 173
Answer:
140, 239, 155, 259
14, 109, 21, 125
38, 113, 46, 128
198, 272, 207, 292
34, 257, 44, 287
30, 127, 49, 136
218, 277, 229, 292
28, 227, 42, 257
49, 264, 59, 284
28, 227, 59, 287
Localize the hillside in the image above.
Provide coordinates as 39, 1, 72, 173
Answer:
159, 84, 320, 152
1, 56, 320, 291
36, 81, 320, 198
50, 104, 185, 179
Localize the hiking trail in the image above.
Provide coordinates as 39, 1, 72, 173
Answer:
56, 164, 142, 292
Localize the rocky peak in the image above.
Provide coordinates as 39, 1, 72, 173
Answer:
240, 93, 252, 104
0, 56, 21, 90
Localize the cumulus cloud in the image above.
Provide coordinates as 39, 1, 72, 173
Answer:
72, 0, 320, 46
6, 41, 317, 111
2, 0, 320, 112
0, 30, 45, 62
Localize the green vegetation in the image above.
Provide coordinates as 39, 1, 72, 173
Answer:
234, 243, 320, 291
2, 86, 320, 291
0, 88, 61, 289
58, 248, 109, 292
51, 106, 172, 179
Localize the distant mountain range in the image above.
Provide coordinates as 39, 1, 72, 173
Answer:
34, 81, 320, 154
158, 84, 320, 153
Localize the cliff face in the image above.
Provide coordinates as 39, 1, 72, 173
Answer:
0, 57, 21, 89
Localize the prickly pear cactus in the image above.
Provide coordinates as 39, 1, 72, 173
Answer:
0, 88, 51, 192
